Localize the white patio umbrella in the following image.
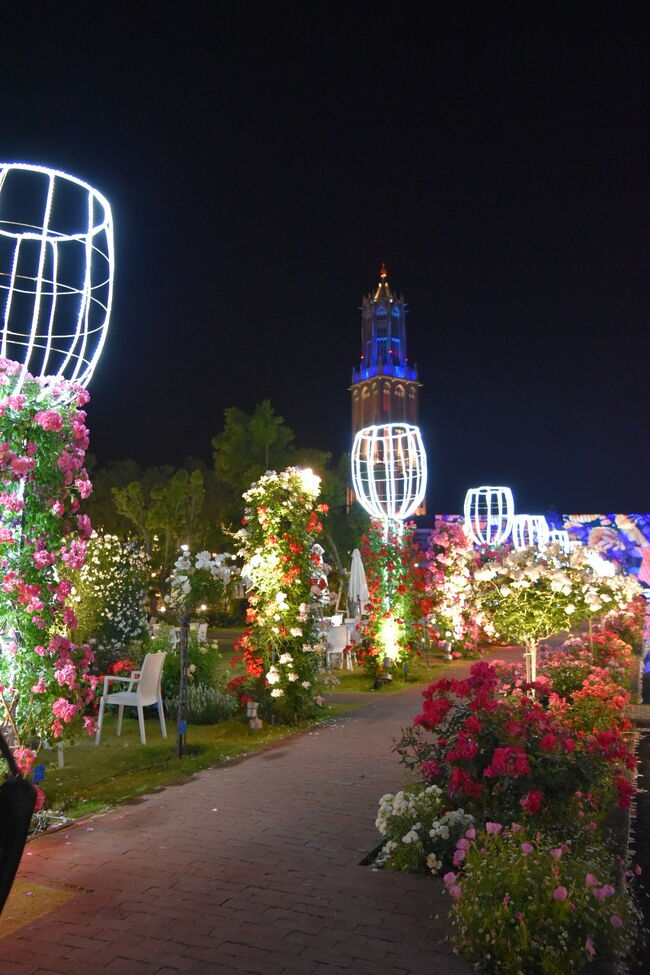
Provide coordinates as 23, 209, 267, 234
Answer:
348, 549, 369, 618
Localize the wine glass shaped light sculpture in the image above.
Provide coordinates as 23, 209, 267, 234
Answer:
463, 486, 515, 546
512, 514, 550, 551
0, 163, 114, 396
351, 423, 427, 525
547, 529, 572, 553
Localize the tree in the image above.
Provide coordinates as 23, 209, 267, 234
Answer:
112, 468, 206, 604
213, 400, 295, 496
473, 544, 641, 682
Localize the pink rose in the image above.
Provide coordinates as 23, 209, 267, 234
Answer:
610, 915, 623, 928
485, 822, 502, 834
553, 886, 568, 901
10, 455, 35, 475
75, 477, 92, 499
34, 410, 63, 432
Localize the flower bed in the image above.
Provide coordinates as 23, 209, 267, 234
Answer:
373, 618, 645, 972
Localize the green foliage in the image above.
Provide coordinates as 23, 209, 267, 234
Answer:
213, 400, 295, 496
112, 467, 207, 597
358, 520, 427, 676
447, 826, 640, 975
164, 683, 237, 724
154, 627, 227, 699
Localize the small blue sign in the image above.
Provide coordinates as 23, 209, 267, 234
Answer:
177, 720, 187, 735
33, 764, 45, 783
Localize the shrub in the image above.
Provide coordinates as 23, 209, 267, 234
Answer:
71, 532, 149, 674
165, 683, 237, 724
154, 627, 226, 699
395, 661, 635, 828
374, 783, 474, 875
445, 825, 641, 975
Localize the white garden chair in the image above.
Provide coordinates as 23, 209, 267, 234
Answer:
95, 652, 167, 746
196, 622, 208, 641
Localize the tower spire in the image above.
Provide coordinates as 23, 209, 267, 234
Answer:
350, 267, 421, 433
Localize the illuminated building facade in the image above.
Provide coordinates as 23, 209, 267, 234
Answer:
350, 264, 421, 436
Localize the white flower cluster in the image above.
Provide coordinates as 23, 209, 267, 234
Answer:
309, 542, 332, 607
375, 785, 475, 875
74, 532, 149, 649
375, 784, 444, 833
265, 652, 303, 698
167, 550, 235, 614
475, 542, 640, 611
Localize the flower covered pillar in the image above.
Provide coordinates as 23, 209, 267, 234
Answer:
0, 362, 98, 752
232, 467, 331, 722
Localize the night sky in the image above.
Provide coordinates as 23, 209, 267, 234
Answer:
2, 3, 648, 514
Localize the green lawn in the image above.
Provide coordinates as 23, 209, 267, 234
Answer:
36, 702, 359, 822
33, 650, 454, 827
326, 653, 463, 693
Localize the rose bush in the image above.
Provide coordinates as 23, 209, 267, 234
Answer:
473, 542, 641, 681
70, 531, 150, 675
445, 824, 641, 975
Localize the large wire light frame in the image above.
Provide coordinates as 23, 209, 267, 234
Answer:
0, 162, 114, 395
351, 423, 427, 522
512, 514, 550, 551
547, 528, 572, 553
463, 485, 515, 546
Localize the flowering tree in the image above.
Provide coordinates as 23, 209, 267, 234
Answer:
358, 519, 427, 680
0, 358, 97, 759
473, 543, 641, 682
166, 549, 235, 755
70, 531, 150, 674
423, 520, 488, 658
232, 467, 330, 722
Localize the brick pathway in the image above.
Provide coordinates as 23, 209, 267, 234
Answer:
1, 657, 519, 975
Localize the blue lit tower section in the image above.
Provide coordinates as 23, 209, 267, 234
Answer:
350, 264, 421, 435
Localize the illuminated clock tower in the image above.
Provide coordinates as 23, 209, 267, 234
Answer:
350, 264, 421, 436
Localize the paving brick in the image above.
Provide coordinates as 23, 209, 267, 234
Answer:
0, 654, 521, 975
